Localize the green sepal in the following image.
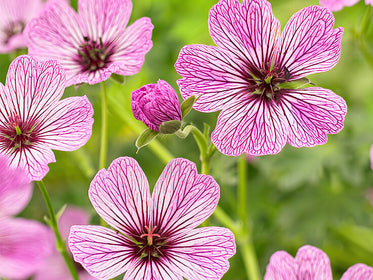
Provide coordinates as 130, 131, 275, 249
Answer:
159, 120, 181, 134
181, 95, 197, 118
110, 73, 125, 84
56, 204, 67, 220
279, 77, 314, 90
175, 124, 193, 139
135, 128, 159, 152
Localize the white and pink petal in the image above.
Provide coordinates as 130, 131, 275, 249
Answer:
69, 225, 134, 280
211, 95, 288, 156
264, 250, 298, 280
275, 6, 343, 79
89, 157, 152, 236
278, 88, 347, 148
340, 263, 373, 280
152, 158, 220, 237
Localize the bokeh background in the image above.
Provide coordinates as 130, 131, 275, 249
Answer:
3, 0, 373, 279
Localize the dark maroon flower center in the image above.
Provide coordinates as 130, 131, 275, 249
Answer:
0, 116, 38, 151
135, 225, 167, 261
77, 37, 112, 72
3, 20, 25, 44
253, 67, 290, 101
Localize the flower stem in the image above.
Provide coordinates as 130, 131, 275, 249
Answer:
239, 237, 261, 280
238, 155, 247, 227
36, 180, 79, 280
99, 81, 108, 169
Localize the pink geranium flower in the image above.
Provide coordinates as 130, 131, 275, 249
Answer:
320, 0, 372, 11
264, 245, 373, 280
175, 0, 347, 156
34, 206, 97, 280
69, 157, 236, 280
0, 55, 94, 181
0, 155, 51, 279
25, 0, 154, 86
0, 0, 44, 53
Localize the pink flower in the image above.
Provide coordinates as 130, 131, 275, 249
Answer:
264, 245, 373, 280
69, 157, 236, 280
175, 0, 347, 156
0, 155, 51, 279
319, 0, 359, 11
34, 206, 97, 280
132, 80, 182, 132
25, 0, 154, 86
370, 144, 373, 170
0, 0, 44, 53
0, 55, 94, 181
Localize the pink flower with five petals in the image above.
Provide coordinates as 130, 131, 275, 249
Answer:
175, 0, 347, 156
69, 157, 236, 280
24, 0, 154, 86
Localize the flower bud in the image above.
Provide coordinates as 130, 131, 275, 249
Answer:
131, 80, 182, 132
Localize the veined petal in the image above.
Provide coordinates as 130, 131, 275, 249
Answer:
340, 263, 373, 280
110, 17, 154, 76
0, 156, 32, 216
295, 245, 333, 279
38, 95, 94, 151
209, 0, 280, 72
211, 95, 287, 156
169, 227, 236, 280
264, 250, 297, 280
152, 158, 220, 237
69, 225, 134, 279
89, 157, 151, 236
175, 44, 250, 112
319, 0, 359, 11
276, 6, 343, 79
278, 87, 347, 148
0, 217, 51, 279
1, 55, 65, 123
24, 1, 84, 83
123, 258, 183, 280
78, 0, 132, 42
2, 142, 55, 181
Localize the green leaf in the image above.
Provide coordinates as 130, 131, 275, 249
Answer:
135, 128, 159, 152
180, 95, 197, 118
110, 73, 125, 84
279, 77, 314, 89
159, 120, 181, 134
56, 204, 67, 220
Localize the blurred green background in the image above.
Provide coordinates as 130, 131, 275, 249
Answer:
5, 0, 373, 279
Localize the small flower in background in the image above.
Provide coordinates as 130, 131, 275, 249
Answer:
320, 0, 372, 11
34, 206, 97, 280
264, 245, 373, 279
132, 80, 182, 133
0, 55, 94, 181
175, 0, 347, 156
0, 155, 51, 279
0, 0, 44, 53
370, 144, 373, 170
69, 157, 236, 280
25, 0, 154, 86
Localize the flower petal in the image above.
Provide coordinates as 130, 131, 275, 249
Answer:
69, 225, 134, 279
295, 245, 333, 279
319, 0, 359, 11
1, 55, 65, 122
211, 95, 287, 156
108, 17, 154, 76
78, 0, 132, 42
38, 95, 94, 151
58, 206, 90, 240
275, 6, 343, 79
0, 217, 51, 279
169, 227, 236, 280
340, 263, 373, 280
89, 157, 151, 236
0, 155, 32, 216
278, 87, 347, 148
175, 44, 252, 113
209, 0, 280, 72
24, 1, 84, 84
152, 158, 220, 237
264, 250, 297, 280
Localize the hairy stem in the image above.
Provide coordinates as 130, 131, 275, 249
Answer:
36, 180, 79, 280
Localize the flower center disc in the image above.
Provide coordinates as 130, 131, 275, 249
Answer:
77, 37, 111, 72
137, 225, 165, 260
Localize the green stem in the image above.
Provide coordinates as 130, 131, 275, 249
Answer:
36, 180, 79, 280
238, 155, 247, 227
239, 237, 261, 280
99, 81, 108, 169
